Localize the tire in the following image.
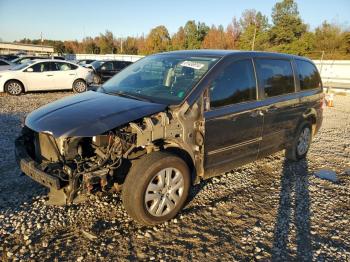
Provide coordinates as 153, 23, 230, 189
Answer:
122, 151, 191, 226
5, 80, 24, 96
72, 79, 87, 93
285, 122, 312, 161
93, 74, 101, 85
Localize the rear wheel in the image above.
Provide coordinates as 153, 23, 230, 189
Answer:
285, 122, 312, 161
122, 151, 190, 225
5, 80, 24, 96
72, 79, 87, 93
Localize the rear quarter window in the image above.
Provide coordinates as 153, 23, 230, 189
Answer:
295, 59, 321, 90
255, 58, 295, 97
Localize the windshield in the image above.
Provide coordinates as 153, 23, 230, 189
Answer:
9, 61, 33, 70
99, 55, 220, 105
91, 60, 105, 69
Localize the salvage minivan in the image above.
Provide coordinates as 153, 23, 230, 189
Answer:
15, 50, 323, 225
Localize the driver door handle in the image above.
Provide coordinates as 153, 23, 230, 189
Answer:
250, 110, 264, 117
266, 105, 278, 112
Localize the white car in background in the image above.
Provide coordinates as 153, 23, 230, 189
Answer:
0, 60, 93, 95
0, 59, 15, 71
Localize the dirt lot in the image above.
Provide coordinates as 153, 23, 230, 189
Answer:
0, 92, 349, 261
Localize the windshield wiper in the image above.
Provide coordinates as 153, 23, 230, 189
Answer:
110, 91, 152, 102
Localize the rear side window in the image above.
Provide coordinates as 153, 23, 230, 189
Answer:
52, 62, 78, 71
113, 61, 124, 70
255, 59, 295, 97
210, 59, 257, 108
0, 60, 8, 65
295, 59, 321, 90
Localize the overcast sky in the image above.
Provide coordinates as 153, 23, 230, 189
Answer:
0, 0, 349, 41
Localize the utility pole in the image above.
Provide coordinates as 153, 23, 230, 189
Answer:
320, 50, 325, 74
251, 26, 256, 51
120, 38, 123, 53
40, 32, 43, 55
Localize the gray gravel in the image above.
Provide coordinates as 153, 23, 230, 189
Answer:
0, 91, 349, 261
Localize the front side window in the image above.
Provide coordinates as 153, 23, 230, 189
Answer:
255, 59, 295, 97
29, 62, 50, 72
100, 55, 219, 105
91, 60, 104, 69
295, 59, 321, 90
101, 62, 113, 71
209, 59, 257, 108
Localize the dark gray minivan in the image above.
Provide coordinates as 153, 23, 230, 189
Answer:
15, 50, 323, 225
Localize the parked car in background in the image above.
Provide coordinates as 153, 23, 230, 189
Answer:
15, 50, 323, 225
12, 56, 48, 64
0, 59, 93, 95
0, 59, 15, 71
87, 60, 133, 84
11, 56, 65, 64
52, 56, 65, 60
0, 54, 19, 61
76, 59, 95, 66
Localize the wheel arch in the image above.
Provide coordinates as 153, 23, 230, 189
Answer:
163, 146, 196, 185
302, 108, 318, 136
4, 79, 26, 92
125, 140, 197, 185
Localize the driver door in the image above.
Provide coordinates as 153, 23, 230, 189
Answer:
24, 62, 55, 91
99, 61, 114, 82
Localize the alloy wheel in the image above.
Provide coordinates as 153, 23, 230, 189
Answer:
144, 167, 185, 217
74, 81, 86, 93
7, 82, 22, 95
297, 127, 311, 156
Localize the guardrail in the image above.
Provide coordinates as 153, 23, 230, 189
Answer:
65, 54, 144, 62
313, 60, 350, 91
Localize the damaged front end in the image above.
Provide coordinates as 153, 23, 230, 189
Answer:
15, 102, 205, 205
15, 125, 136, 205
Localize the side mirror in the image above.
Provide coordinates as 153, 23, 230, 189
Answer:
26, 68, 34, 72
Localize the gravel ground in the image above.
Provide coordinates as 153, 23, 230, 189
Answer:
0, 91, 349, 261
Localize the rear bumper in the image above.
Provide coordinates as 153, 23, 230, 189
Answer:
15, 136, 61, 190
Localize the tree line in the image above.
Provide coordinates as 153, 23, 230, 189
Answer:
16, 0, 350, 59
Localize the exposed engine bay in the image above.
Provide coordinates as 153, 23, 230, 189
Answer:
17, 100, 205, 205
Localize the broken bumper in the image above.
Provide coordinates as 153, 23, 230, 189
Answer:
14, 136, 61, 190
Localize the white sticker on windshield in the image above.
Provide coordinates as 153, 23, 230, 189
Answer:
180, 61, 204, 70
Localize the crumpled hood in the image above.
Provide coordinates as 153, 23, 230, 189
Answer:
25, 91, 167, 137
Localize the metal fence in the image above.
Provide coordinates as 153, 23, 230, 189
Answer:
65, 54, 144, 62
313, 60, 350, 91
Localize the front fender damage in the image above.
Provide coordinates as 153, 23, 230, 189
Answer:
17, 99, 205, 205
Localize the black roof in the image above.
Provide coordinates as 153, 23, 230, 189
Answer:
156, 49, 311, 62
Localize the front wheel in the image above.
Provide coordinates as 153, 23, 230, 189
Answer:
5, 80, 24, 96
72, 79, 87, 93
285, 122, 312, 161
93, 74, 101, 85
122, 152, 191, 226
